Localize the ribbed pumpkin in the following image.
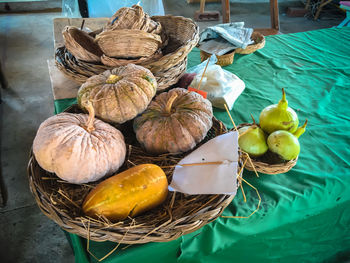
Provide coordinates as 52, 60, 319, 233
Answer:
33, 102, 126, 184
82, 164, 168, 221
134, 88, 213, 154
77, 64, 157, 124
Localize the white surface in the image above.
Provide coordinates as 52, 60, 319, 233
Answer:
169, 131, 239, 195
47, 59, 80, 100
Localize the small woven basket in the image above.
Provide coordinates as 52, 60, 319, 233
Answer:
62, 26, 103, 63
237, 123, 297, 175
28, 104, 241, 244
55, 15, 198, 91
96, 29, 162, 58
200, 50, 235, 66
103, 5, 161, 35
235, 32, 265, 55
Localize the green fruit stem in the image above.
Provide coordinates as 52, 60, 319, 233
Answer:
106, 74, 123, 84
165, 93, 178, 114
293, 119, 308, 138
278, 88, 288, 111
250, 114, 257, 125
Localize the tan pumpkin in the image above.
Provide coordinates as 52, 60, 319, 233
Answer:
33, 102, 126, 184
77, 64, 157, 124
134, 88, 213, 154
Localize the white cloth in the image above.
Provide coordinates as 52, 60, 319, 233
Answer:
169, 131, 239, 195
199, 22, 254, 50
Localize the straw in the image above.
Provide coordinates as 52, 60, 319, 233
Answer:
221, 177, 261, 219
197, 56, 211, 90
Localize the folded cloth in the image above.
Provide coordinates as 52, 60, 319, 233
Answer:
199, 22, 254, 50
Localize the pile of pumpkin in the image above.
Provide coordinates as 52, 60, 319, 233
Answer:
238, 88, 307, 162
33, 64, 214, 221
63, 5, 167, 67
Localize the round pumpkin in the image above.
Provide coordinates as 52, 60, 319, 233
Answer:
77, 64, 157, 124
33, 103, 126, 184
134, 88, 213, 154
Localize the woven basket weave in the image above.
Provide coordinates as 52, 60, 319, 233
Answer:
96, 29, 162, 58
200, 50, 235, 66
55, 15, 199, 91
235, 32, 265, 55
28, 104, 241, 244
62, 26, 103, 63
103, 5, 161, 35
237, 123, 297, 175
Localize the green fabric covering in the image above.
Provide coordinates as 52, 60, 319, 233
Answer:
55, 27, 350, 262
54, 98, 77, 114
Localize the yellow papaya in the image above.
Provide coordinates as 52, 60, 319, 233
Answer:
82, 164, 168, 220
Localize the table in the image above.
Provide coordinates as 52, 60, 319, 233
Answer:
52, 27, 350, 262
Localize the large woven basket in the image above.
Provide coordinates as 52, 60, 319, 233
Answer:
55, 15, 199, 91
237, 123, 297, 175
28, 104, 241, 244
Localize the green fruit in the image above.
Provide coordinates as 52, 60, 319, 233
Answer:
259, 88, 299, 134
267, 120, 307, 161
238, 125, 268, 157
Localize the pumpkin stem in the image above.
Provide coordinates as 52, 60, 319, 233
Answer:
165, 93, 178, 114
106, 74, 122, 84
84, 101, 95, 133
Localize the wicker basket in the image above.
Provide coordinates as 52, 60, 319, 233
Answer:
235, 32, 265, 55
100, 50, 163, 67
62, 26, 103, 63
103, 5, 161, 35
237, 123, 297, 175
28, 105, 241, 244
96, 30, 162, 58
55, 47, 187, 91
200, 50, 235, 66
55, 15, 199, 91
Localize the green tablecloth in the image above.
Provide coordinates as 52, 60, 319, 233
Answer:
55, 27, 350, 262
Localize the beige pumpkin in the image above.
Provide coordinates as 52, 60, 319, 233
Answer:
134, 88, 213, 154
33, 103, 126, 184
77, 64, 157, 124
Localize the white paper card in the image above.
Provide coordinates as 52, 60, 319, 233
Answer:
168, 131, 239, 195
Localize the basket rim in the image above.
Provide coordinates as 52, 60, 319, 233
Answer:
235, 31, 266, 55
28, 107, 242, 244
237, 122, 298, 174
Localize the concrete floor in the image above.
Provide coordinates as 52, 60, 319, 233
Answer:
0, 1, 345, 262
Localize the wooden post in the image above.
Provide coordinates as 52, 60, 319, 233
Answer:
270, 0, 279, 31
222, 0, 230, 23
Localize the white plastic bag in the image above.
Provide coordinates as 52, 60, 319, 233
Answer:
62, 0, 82, 18
188, 56, 245, 110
